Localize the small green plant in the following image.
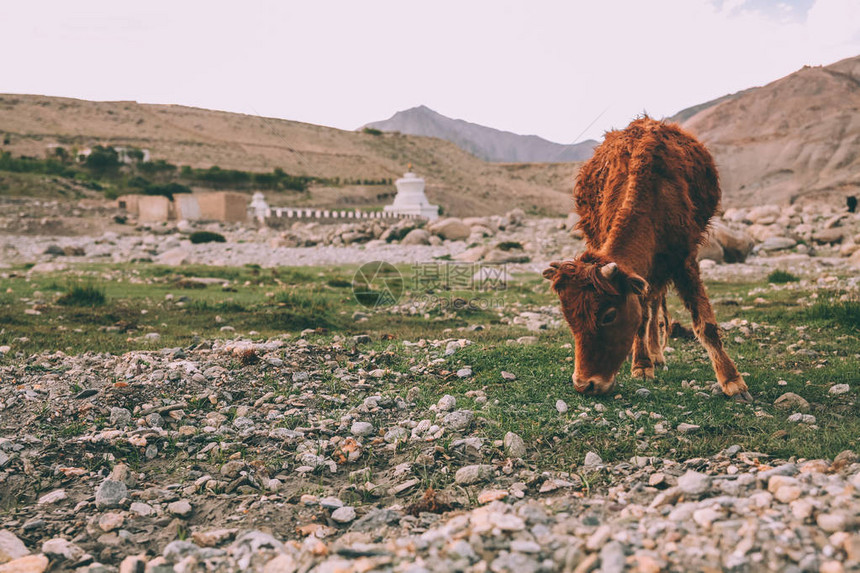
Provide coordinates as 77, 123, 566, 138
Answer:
57, 283, 106, 307
767, 270, 800, 283
189, 231, 226, 244
805, 300, 860, 330
497, 241, 523, 251
362, 127, 383, 136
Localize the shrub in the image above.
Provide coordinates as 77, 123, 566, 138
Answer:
497, 241, 523, 251
57, 284, 106, 307
363, 127, 383, 136
144, 182, 192, 199
127, 175, 150, 189
767, 270, 800, 284
189, 231, 226, 244
137, 159, 177, 175
84, 146, 120, 175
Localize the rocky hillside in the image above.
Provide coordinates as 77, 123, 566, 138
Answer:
364, 105, 597, 163
0, 95, 578, 217
680, 55, 860, 207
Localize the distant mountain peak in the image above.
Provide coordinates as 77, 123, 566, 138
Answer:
364, 106, 595, 163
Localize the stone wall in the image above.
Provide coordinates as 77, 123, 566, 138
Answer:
137, 196, 172, 223
198, 192, 248, 223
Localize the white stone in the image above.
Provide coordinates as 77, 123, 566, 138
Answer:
677, 471, 712, 496
583, 451, 603, 468
437, 395, 456, 411
0, 530, 29, 562
331, 506, 356, 523
37, 490, 67, 505
828, 384, 850, 395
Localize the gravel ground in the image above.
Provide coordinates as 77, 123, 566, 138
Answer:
0, 336, 858, 572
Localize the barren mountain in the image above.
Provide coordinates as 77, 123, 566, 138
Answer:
679, 55, 860, 206
0, 95, 579, 217
364, 105, 597, 163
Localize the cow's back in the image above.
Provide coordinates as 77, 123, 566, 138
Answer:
574, 118, 719, 257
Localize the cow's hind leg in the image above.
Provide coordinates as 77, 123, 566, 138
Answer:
648, 293, 667, 368
631, 298, 655, 379
673, 259, 751, 400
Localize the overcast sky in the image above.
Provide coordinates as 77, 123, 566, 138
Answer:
2, 0, 859, 143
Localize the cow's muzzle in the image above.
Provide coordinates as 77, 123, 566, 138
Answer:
573, 374, 617, 396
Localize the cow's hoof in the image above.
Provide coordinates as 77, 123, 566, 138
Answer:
721, 375, 750, 399
632, 366, 655, 379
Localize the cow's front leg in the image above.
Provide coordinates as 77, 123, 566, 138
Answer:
648, 293, 667, 368
673, 260, 751, 400
631, 298, 655, 379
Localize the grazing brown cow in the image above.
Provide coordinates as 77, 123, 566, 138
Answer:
543, 117, 750, 400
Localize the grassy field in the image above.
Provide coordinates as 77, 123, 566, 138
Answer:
0, 262, 857, 470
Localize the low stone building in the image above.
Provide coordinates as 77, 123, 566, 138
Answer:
116, 191, 248, 223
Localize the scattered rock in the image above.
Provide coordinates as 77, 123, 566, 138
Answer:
503, 432, 527, 459
331, 506, 357, 524
774, 392, 810, 411
677, 471, 712, 496
0, 530, 29, 563
455, 464, 495, 485
95, 480, 128, 509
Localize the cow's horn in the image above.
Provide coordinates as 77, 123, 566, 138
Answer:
600, 262, 618, 279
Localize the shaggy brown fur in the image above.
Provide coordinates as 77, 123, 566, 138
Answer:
544, 117, 750, 399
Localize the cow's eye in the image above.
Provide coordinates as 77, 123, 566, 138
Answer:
600, 308, 617, 325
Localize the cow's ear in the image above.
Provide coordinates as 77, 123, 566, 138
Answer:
627, 274, 648, 295
542, 261, 562, 281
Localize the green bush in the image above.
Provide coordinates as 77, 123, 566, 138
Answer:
767, 270, 800, 283
0, 151, 76, 177
84, 146, 120, 175
57, 284, 106, 307
189, 231, 226, 244
137, 159, 177, 175
497, 241, 523, 251
144, 182, 192, 199
805, 300, 860, 330
128, 175, 150, 189
363, 127, 383, 136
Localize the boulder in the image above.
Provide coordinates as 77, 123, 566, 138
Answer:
812, 228, 844, 245
400, 229, 431, 245
380, 219, 421, 242
506, 208, 526, 226
469, 224, 495, 237
746, 205, 781, 225
849, 248, 860, 269
156, 248, 191, 266
454, 245, 488, 263
757, 237, 797, 252
0, 530, 29, 563
709, 221, 754, 263
484, 249, 530, 264
429, 218, 471, 241
697, 238, 724, 263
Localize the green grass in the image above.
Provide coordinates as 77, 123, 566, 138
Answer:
1, 261, 857, 467
805, 300, 860, 330
767, 269, 800, 283
56, 283, 107, 307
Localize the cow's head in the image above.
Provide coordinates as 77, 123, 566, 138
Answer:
543, 255, 648, 395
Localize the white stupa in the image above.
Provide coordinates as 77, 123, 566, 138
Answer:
384, 166, 440, 220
